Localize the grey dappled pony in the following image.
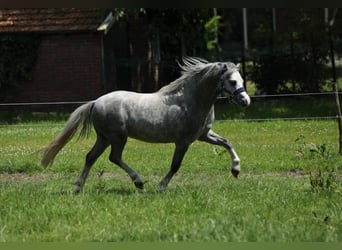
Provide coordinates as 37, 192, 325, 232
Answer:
41, 57, 251, 193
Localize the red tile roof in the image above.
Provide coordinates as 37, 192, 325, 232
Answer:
0, 8, 105, 33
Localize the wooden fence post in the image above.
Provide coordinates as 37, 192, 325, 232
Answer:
327, 8, 342, 155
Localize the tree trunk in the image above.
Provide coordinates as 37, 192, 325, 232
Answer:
333, 82, 342, 154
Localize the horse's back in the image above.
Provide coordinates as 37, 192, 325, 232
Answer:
91, 91, 173, 141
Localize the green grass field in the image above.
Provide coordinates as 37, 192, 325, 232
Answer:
0, 118, 341, 242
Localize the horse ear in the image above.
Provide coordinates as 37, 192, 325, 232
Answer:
236, 63, 240, 69
221, 63, 228, 73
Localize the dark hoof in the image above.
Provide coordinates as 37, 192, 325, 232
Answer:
74, 186, 82, 194
157, 185, 166, 193
134, 181, 144, 190
231, 169, 240, 179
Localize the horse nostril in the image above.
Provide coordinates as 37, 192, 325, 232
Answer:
239, 97, 250, 107
244, 98, 251, 107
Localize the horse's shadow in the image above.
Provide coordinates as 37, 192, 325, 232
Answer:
51, 185, 161, 196
101, 186, 162, 196
101, 187, 139, 195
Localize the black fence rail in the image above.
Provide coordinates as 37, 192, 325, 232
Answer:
0, 92, 341, 122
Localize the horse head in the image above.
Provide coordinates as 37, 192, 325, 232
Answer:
219, 63, 251, 107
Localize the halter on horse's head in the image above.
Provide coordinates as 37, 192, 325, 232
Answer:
219, 62, 251, 107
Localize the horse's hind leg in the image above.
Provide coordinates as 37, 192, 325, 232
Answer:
74, 134, 109, 193
109, 135, 144, 189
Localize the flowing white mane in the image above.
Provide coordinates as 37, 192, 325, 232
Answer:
178, 57, 209, 75
158, 57, 239, 95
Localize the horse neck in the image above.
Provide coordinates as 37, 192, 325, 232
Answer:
183, 74, 220, 110
159, 70, 221, 112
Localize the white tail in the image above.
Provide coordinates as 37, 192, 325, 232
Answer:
41, 101, 94, 167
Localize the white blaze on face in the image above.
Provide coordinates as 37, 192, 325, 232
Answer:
228, 71, 251, 107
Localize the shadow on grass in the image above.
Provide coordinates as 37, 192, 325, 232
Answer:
101, 186, 165, 196
49, 187, 138, 196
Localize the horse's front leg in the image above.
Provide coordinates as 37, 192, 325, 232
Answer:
198, 129, 241, 178
159, 144, 189, 192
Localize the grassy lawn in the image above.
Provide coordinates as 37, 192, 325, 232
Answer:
215, 95, 338, 120
0, 119, 341, 242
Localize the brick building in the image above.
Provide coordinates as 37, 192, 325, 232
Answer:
0, 8, 114, 106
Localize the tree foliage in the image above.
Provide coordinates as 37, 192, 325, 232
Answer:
249, 9, 334, 94
204, 15, 222, 51
113, 8, 221, 58
2, 9, 340, 96
113, 8, 339, 94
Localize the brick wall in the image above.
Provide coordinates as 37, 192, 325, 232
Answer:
4, 33, 104, 104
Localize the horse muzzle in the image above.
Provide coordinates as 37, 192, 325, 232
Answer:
234, 92, 251, 107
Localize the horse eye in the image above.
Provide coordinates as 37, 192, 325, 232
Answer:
229, 80, 237, 86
